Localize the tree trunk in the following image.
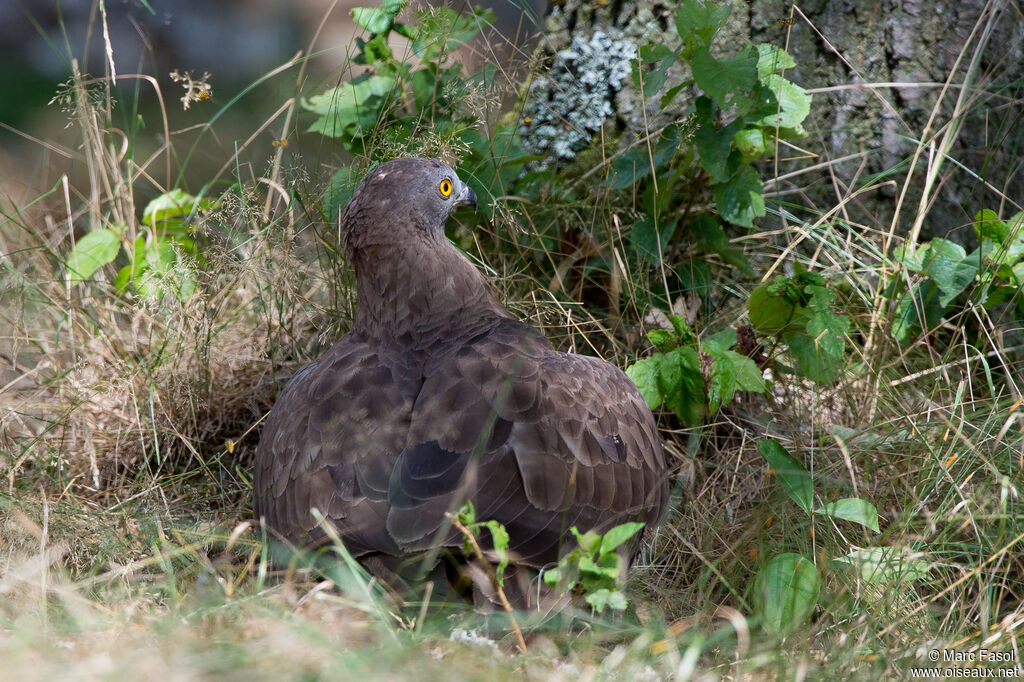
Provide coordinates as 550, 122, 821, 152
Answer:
533, 0, 1024, 241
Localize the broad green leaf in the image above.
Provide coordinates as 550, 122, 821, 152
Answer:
756, 44, 796, 79
835, 547, 930, 584
626, 356, 664, 410
891, 281, 944, 343
633, 216, 677, 265
571, 527, 602, 554
634, 44, 678, 95
703, 328, 738, 352
659, 346, 706, 426
750, 74, 811, 134
815, 497, 880, 532
755, 553, 821, 633
757, 439, 812, 514
788, 331, 844, 384
716, 163, 765, 228
973, 208, 1007, 242
923, 238, 976, 306
734, 126, 767, 162
143, 189, 196, 226
599, 522, 645, 555
350, 0, 406, 34
748, 283, 797, 334
585, 588, 628, 613
66, 228, 121, 282
734, 353, 767, 392
693, 97, 745, 183
707, 349, 738, 413
646, 329, 676, 350
303, 75, 396, 138
689, 213, 753, 274
675, 0, 732, 54
691, 44, 758, 108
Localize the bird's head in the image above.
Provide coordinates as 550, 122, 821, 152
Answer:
341, 157, 477, 252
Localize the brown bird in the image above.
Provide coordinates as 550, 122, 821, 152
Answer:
253, 157, 667, 575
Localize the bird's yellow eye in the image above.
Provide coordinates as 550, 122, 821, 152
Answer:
439, 179, 453, 198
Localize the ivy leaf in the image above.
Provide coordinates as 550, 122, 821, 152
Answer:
66, 228, 121, 283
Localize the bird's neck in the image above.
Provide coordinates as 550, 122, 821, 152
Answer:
351, 238, 512, 348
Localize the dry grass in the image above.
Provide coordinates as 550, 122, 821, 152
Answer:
2, 1, 1024, 679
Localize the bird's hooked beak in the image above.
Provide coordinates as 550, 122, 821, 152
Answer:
452, 184, 477, 210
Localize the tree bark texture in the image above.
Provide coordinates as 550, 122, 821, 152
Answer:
536, 0, 1024, 243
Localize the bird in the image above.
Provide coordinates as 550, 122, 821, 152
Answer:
253, 157, 668, 580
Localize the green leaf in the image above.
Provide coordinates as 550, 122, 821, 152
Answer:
755, 553, 821, 633
815, 498, 880, 532
481, 519, 510, 584
659, 346, 706, 427
707, 349, 737, 413
923, 238, 976, 306
973, 209, 1007, 243
750, 74, 811, 135
756, 44, 796, 79
66, 229, 121, 283
734, 126, 767, 162
675, 0, 732, 54
571, 527, 602, 554
715, 162, 765, 228
633, 216, 677, 265
689, 213, 753, 274
691, 44, 758, 108
626, 356, 664, 410
303, 75, 396, 138
891, 281, 944, 344
787, 331, 844, 384
693, 97, 745, 183
748, 282, 797, 334
584, 588, 628, 613
634, 44, 678, 96
598, 522, 645, 555
646, 329, 676, 350
456, 500, 476, 525
835, 547, 930, 584
143, 189, 197, 226
757, 439, 812, 514
350, 0, 406, 34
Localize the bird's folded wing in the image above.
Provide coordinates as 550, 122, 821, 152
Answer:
253, 337, 417, 553
384, 320, 668, 562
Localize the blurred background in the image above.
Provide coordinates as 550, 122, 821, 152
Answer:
0, 0, 545, 206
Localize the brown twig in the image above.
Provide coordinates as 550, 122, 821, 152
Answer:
445, 513, 527, 654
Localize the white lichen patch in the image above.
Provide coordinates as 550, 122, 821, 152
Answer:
521, 31, 637, 167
